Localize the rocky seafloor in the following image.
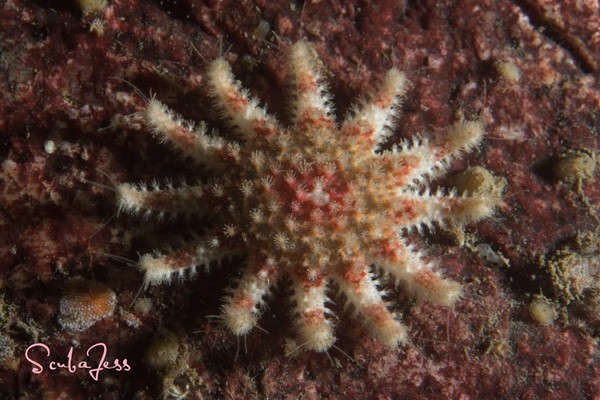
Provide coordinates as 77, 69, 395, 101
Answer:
0, 0, 598, 398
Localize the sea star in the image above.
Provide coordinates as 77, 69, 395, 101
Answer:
117, 42, 500, 352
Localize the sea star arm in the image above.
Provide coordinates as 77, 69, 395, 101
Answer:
207, 59, 281, 139
287, 42, 335, 130
390, 120, 485, 186
144, 98, 226, 168
392, 191, 498, 229
341, 68, 408, 151
368, 238, 462, 306
139, 236, 238, 287
289, 277, 335, 352
430, 120, 486, 165
220, 256, 279, 336
334, 262, 407, 348
117, 182, 208, 218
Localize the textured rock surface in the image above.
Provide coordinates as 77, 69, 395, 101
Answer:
0, 0, 598, 399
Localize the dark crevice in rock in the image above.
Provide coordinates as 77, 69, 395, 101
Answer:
154, 0, 195, 23
512, 0, 597, 73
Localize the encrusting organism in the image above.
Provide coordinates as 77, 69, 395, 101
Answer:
116, 41, 501, 352
58, 277, 117, 331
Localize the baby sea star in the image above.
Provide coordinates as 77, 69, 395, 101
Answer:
117, 42, 499, 352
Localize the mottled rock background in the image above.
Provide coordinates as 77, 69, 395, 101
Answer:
0, 0, 598, 399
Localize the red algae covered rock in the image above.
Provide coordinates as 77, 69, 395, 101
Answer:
518, 0, 600, 72
0, 0, 599, 398
58, 278, 116, 331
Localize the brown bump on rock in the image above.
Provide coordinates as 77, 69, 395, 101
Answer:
58, 278, 117, 331
76, 0, 107, 15
495, 59, 521, 83
144, 331, 180, 372
451, 166, 507, 199
529, 295, 556, 325
554, 151, 596, 187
